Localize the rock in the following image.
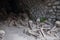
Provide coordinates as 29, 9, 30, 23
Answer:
55, 21, 60, 25
48, 3, 52, 6
56, 10, 60, 12
28, 20, 33, 23
0, 30, 5, 40
54, 1, 60, 5
48, 18, 52, 22
36, 18, 40, 22
56, 13, 60, 16
36, 18, 40, 25
48, 18, 56, 24
50, 16, 56, 18
57, 6, 60, 9
53, 8, 56, 12
53, 6, 56, 9
49, 9, 53, 12
55, 21, 60, 27
56, 16, 60, 20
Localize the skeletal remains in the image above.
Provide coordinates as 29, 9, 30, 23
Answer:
24, 19, 60, 39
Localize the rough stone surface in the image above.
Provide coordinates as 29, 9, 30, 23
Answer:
22, 0, 60, 22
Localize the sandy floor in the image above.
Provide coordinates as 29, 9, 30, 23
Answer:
0, 25, 36, 40
0, 24, 60, 40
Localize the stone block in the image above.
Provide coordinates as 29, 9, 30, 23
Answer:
56, 16, 60, 20
56, 10, 60, 13
55, 21, 60, 27
56, 13, 60, 16
48, 3, 52, 6
49, 9, 53, 12
50, 15, 56, 19
53, 6, 56, 9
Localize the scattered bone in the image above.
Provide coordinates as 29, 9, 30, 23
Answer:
24, 20, 60, 39
0, 30, 5, 40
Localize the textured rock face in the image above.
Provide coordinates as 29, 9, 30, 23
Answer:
0, 0, 60, 23
22, 0, 60, 22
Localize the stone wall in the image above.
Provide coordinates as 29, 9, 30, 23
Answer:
0, 0, 60, 23
22, 0, 60, 23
